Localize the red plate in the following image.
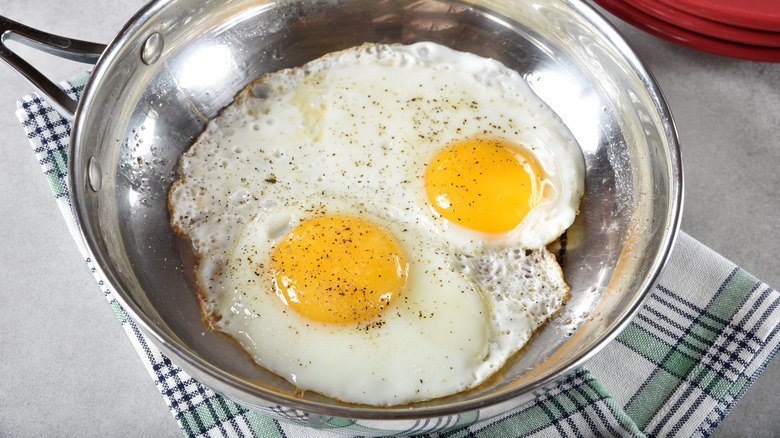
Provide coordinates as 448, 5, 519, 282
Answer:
655, 0, 780, 32
628, 0, 780, 47
593, 0, 780, 62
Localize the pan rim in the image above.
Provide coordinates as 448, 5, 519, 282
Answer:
68, 0, 683, 421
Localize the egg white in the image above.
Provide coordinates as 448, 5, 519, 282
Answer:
169, 42, 581, 405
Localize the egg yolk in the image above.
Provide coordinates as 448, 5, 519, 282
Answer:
269, 215, 408, 324
424, 138, 543, 233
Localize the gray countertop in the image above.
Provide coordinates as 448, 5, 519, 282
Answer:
1, 0, 778, 436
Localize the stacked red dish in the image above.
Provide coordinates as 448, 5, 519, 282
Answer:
593, 0, 780, 61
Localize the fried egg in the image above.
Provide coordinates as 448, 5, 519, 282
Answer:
169, 42, 585, 406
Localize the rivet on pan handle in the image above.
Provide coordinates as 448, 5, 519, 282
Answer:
0, 15, 106, 120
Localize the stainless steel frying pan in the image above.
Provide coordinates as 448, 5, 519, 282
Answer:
0, 0, 682, 434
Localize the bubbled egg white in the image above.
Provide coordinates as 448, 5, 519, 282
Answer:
168, 42, 584, 406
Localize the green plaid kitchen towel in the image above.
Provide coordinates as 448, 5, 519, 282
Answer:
16, 74, 780, 438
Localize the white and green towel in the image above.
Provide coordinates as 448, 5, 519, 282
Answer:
16, 73, 780, 438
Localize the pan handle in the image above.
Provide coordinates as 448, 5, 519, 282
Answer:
0, 15, 106, 120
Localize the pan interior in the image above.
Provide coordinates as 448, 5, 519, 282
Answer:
70, 0, 679, 419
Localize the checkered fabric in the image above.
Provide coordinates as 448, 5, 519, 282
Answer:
16, 74, 780, 438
